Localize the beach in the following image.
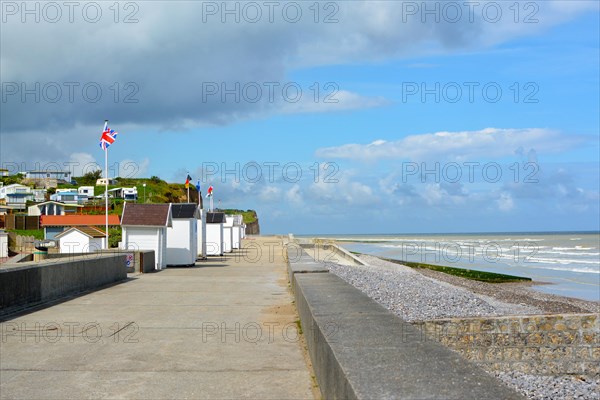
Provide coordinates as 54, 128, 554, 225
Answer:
305, 232, 600, 302
303, 243, 599, 400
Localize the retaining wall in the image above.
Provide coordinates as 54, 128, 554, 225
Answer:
413, 314, 600, 376
287, 245, 523, 399
0, 254, 127, 316
44, 250, 155, 273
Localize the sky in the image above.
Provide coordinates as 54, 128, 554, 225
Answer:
1, 0, 599, 234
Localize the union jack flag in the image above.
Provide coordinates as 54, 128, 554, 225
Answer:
99, 121, 118, 150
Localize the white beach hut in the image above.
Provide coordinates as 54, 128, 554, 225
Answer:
121, 203, 172, 270
223, 215, 234, 253
166, 203, 199, 267
232, 215, 243, 249
196, 209, 207, 258
55, 226, 106, 253
205, 212, 225, 256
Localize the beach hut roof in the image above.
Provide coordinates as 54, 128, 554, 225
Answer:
206, 212, 226, 223
171, 203, 200, 219
121, 203, 172, 227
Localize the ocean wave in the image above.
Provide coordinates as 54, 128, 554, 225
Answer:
538, 250, 600, 256
552, 246, 596, 251
528, 257, 600, 266
525, 265, 600, 274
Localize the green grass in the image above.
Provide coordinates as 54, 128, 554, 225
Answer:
7, 229, 44, 240
382, 258, 531, 283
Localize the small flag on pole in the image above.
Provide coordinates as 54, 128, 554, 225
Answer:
99, 121, 118, 150
206, 185, 214, 197
195, 181, 201, 192
185, 174, 192, 189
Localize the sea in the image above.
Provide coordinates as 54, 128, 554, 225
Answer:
299, 232, 600, 302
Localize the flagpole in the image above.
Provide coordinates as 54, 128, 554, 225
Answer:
104, 121, 109, 249
187, 186, 190, 203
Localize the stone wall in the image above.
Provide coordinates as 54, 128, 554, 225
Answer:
413, 314, 599, 376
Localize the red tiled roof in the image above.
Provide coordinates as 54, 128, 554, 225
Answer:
41, 214, 120, 227
121, 203, 171, 226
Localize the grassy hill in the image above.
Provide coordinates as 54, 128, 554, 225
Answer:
2, 174, 258, 225
3, 174, 260, 247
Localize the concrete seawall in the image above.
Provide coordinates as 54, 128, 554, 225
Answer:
286, 246, 523, 399
0, 254, 127, 316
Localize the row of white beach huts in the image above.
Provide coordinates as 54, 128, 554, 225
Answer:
53, 203, 246, 270
121, 203, 246, 270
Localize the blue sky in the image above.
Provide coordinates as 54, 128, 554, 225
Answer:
1, 1, 598, 234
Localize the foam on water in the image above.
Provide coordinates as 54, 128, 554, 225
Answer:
324, 232, 600, 301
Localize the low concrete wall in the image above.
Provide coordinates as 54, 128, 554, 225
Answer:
288, 250, 523, 399
44, 250, 155, 273
413, 314, 600, 376
302, 241, 367, 266
0, 254, 127, 316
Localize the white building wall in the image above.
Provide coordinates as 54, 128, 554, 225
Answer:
0, 232, 8, 258
59, 231, 93, 253
197, 210, 207, 257
166, 219, 197, 266
123, 226, 165, 270
223, 226, 233, 253
205, 223, 223, 256
232, 226, 241, 249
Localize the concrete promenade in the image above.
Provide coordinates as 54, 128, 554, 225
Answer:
0, 237, 315, 399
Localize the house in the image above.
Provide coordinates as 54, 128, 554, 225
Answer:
55, 226, 106, 253
50, 189, 84, 205
166, 203, 199, 266
41, 214, 120, 240
121, 203, 172, 270
96, 178, 117, 186
25, 170, 72, 183
197, 209, 207, 258
28, 201, 83, 216
0, 184, 43, 210
32, 189, 46, 202
78, 186, 95, 199
205, 212, 225, 256
0, 169, 9, 177
223, 215, 234, 253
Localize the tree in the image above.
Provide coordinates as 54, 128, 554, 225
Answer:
78, 170, 103, 185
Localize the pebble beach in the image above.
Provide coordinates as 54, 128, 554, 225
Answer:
320, 252, 599, 400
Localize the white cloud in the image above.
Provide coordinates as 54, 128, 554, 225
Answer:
67, 152, 101, 176
286, 184, 303, 206
2, 1, 595, 136
496, 192, 514, 212
259, 186, 282, 202
279, 90, 389, 114
118, 158, 150, 179
315, 128, 587, 162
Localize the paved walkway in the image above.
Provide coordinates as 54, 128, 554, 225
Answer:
0, 237, 315, 399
